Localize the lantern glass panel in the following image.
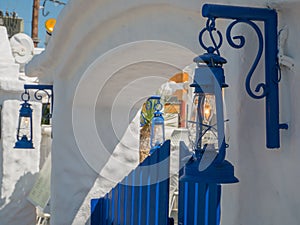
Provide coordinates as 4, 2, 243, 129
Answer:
189, 93, 218, 152
17, 116, 32, 141
150, 115, 165, 148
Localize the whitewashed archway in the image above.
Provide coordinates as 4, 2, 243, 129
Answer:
26, 1, 204, 224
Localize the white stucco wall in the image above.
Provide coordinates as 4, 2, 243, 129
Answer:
26, 0, 299, 224
0, 26, 43, 225
0, 100, 41, 225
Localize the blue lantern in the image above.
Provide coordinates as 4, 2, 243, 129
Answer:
181, 47, 238, 184
14, 91, 34, 149
149, 96, 165, 151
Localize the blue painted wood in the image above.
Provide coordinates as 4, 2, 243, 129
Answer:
187, 182, 196, 225
134, 169, 142, 225
119, 179, 126, 224
108, 189, 113, 224
178, 141, 191, 225
207, 184, 218, 225
140, 157, 149, 225
127, 171, 134, 225
113, 184, 119, 224
157, 141, 170, 225
148, 147, 158, 225
91, 141, 170, 225
178, 181, 221, 225
178, 180, 184, 225
193, 183, 199, 225
177, 138, 223, 225
91, 198, 102, 225
104, 194, 109, 224
197, 184, 207, 225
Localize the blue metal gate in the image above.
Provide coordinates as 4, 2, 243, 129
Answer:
91, 141, 171, 225
91, 139, 237, 225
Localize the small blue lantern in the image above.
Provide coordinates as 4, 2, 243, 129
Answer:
14, 91, 34, 149
149, 96, 165, 150
181, 47, 238, 184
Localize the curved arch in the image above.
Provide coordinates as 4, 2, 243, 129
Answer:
25, 1, 203, 224
26, 2, 202, 80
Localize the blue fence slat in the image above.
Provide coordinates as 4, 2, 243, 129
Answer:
108, 189, 114, 224
91, 198, 103, 225
113, 185, 120, 224
208, 184, 217, 225
140, 156, 150, 224
197, 184, 207, 225
148, 147, 158, 225
126, 171, 134, 225
178, 141, 190, 225
193, 183, 199, 225
178, 178, 185, 225
187, 182, 196, 225
157, 141, 170, 225
133, 168, 141, 225
104, 193, 109, 225
119, 178, 126, 225
207, 184, 221, 225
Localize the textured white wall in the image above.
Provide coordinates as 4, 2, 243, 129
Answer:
26, 0, 299, 224
0, 26, 43, 225
0, 100, 41, 225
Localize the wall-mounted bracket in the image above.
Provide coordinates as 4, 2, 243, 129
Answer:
200, 4, 288, 148
23, 84, 54, 120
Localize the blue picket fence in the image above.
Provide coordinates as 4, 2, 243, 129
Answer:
91, 140, 171, 225
178, 182, 221, 225
177, 142, 221, 225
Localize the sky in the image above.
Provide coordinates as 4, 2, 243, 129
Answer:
0, 0, 68, 48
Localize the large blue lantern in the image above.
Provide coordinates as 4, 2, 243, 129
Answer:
14, 91, 34, 149
149, 96, 165, 150
181, 47, 238, 184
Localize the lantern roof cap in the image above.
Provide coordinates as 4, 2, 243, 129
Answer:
148, 95, 161, 100
193, 47, 227, 65
154, 110, 163, 117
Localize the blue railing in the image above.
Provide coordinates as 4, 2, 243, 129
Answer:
178, 142, 221, 225
178, 182, 221, 225
91, 141, 171, 225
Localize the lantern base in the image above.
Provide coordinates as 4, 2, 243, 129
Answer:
180, 156, 238, 184
14, 139, 34, 149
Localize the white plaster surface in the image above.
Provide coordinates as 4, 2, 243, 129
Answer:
0, 27, 15, 65
0, 25, 46, 225
0, 26, 19, 81
0, 100, 42, 225
26, 0, 300, 224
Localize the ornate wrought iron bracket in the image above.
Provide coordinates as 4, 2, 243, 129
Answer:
23, 84, 54, 120
200, 4, 288, 148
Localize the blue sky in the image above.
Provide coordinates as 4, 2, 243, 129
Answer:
0, 0, 67, 48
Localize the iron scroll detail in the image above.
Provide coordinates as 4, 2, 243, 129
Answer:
199, 17, 266, 99
199, 17, 223, 55
23, 84, 54, 120
226, 19, 266, 99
